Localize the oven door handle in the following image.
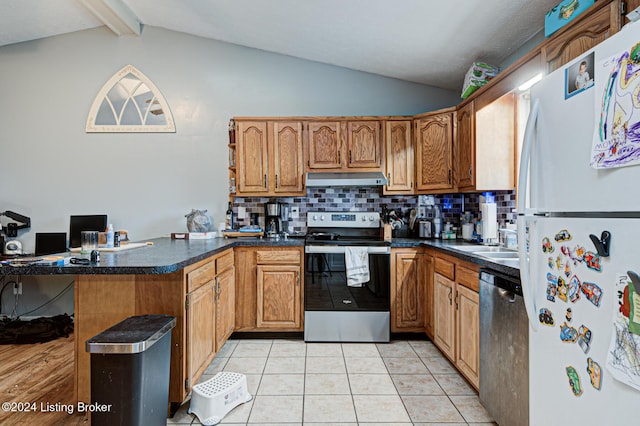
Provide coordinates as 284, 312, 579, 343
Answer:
305, 245, 391, 255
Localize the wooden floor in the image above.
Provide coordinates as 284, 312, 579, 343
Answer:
0, 334, 88, 425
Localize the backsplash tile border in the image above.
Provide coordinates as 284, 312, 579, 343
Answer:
232, 187, 516, 234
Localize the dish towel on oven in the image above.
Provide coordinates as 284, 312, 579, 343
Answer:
345, 246, 370, 287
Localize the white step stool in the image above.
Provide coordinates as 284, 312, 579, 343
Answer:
188, 372, 253, 425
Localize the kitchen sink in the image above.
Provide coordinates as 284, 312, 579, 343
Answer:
449, 245, 516, 254
476, 251, 519, 259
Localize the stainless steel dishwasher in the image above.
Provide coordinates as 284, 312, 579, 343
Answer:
479, 269, 529, 426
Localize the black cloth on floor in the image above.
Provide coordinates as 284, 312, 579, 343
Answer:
0, 314, 73, 344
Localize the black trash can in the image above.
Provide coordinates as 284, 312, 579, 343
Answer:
86, 314, 176, 426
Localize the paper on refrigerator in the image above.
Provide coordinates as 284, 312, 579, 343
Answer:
590, 41, 640, 169
605, 273, 640, 391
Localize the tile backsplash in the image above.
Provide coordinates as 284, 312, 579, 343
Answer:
232, 187, 516, 234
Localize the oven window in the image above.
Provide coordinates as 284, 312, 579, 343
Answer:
304, 253, 390, 311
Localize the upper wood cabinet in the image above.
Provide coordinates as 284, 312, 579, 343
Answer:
414, 110, 456, 193
272, 122, 305, 194
307, 120, 383, 172
236, 121, 269, 194
456, 102, 475, 190
465, 91, 517, 192
541, 0, 622, 73
384, 120, 413, 194
346, 121, 382, 168
235, 120, 304, 196
307, 121, 342, 169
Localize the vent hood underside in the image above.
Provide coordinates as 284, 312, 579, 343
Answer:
305, 171, 387, 187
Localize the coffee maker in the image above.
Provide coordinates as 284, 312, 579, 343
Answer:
265, 200, 282, 237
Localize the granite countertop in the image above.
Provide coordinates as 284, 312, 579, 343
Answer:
391, 238, 520, 278
0, 236, 304, 276
0, 235, 519, 278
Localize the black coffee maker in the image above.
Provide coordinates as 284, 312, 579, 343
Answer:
265, 200, 282, 236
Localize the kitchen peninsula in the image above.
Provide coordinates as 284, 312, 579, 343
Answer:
0, 236, 517, 413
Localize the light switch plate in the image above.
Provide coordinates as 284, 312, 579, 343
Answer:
237, 206, 246, 219
290, 206, 299, 219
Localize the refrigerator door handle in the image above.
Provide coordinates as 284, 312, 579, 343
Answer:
517, 98, 540, 215
518, 214, 539, 331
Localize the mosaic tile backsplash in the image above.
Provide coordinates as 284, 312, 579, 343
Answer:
232, 187, 517, 235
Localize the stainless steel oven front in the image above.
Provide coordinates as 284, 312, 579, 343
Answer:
304, 244, 390, 342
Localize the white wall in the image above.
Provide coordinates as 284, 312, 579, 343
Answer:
0, 25, 458, 316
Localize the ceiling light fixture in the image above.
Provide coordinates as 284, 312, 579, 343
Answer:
78, 0, 141, 36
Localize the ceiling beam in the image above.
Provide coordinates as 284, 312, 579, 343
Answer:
77, 0, 141, 36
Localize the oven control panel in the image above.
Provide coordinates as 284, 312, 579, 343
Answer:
306, 211, 381, 228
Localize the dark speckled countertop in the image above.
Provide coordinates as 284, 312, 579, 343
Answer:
0, 236, 519, 279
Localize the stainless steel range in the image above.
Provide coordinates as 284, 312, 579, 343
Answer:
304, 211, 390, 342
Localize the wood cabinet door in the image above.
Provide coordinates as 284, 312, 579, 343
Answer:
272, 122, 304, 194
457, 102, 475, 190
215, 266, 235, 352
423, 253, 435, 339
384, 120, 413, 193
237, 121, 269, 193
433, 273, 456, 361
307, 121, 342, 169
456, 284, 480, 388
542, 2, 621, 73
392, 251, 425, 332
346, 121, 381, 168
256, 264, 301, 329
415, 113, 454, 192
234, 247, 258, 331
186, 281, 215, 390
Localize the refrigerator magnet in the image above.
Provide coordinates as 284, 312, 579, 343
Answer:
564, 260, 572, 278
542, 237, 554, 253
583, 251, 602, 272
586, 358, 602, 390
547, 282, 557, 302
578, 325, 592, 354
558, 277, 569, 302
555, 229, 572, 242
560, 322, 578, 343
580, 282, 603, 307
539, 308, 555, 326
566, 366, 584, 397
568, 275, 581, 303
565, 308, 573, 322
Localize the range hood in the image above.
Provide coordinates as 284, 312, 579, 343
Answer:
305, 171, 387, 187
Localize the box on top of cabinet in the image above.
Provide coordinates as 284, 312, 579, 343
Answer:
544, 0, 594, 37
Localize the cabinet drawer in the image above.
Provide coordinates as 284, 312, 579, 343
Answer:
435, 257, 455, 280
256, 250, 301, 264
457, 265, 480, 292
187, 260, 216, 293
215, 250, 234, 273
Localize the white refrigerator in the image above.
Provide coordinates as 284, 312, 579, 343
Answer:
518, 20, 640, 426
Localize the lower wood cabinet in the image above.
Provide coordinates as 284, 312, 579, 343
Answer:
185, 249, 235, 390
432, 254, 480, 389
433, 272, 456, 360
186, 279, 216, 389
235, 247, 303, 331
391, 249, 430, 332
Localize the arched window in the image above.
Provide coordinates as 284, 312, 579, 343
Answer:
86, 65, 175, 132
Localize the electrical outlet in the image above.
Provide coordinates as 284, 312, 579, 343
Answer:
418, 207, 426, 218
13, 282, 22, 295
290, 206, 299, 219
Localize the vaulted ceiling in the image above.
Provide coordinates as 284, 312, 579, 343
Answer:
0, 0, 560, 90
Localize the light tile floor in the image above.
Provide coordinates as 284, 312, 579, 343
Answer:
168, 339, 496, 425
